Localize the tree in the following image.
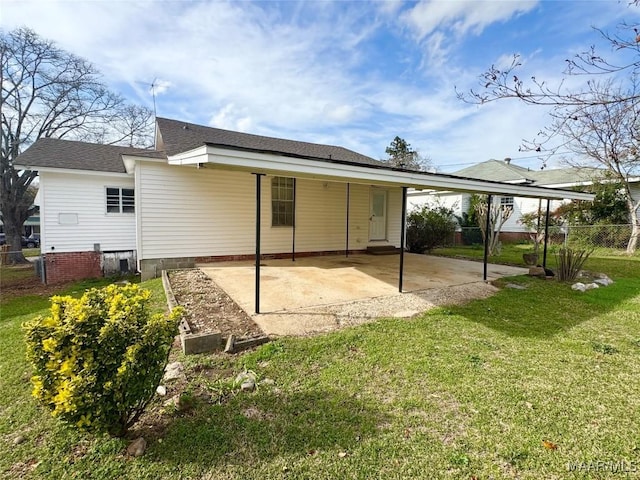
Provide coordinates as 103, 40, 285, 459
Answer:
384, 136, 432, 171
457, 5, 640, 253
1, 28, 153, 263
474, 195, 513, 256
519, 200, 563, 255
554, 176, 629, 226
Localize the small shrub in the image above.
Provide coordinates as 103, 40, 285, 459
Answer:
406, 204, 457, 253
555, 248, 593, 281
24, 284, 183, 437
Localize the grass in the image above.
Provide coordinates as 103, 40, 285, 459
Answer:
0, 263, 35, 285
1, 252, 639, 479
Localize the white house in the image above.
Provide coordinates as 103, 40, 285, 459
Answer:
16, 119, 593, 285
407, 158, 632, 242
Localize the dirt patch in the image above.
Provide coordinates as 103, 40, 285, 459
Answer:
0, 264, 70, 301
168, 269, 264, 338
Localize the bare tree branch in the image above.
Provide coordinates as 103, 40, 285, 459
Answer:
0, 27, 154, 262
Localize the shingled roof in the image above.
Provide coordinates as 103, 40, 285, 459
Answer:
15, 138, 164, 173
156, 117, 384, 167
452, 159, 602, 186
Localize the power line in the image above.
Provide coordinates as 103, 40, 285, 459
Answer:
441, 150, 576, 169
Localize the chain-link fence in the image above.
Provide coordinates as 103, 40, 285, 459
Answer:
564, 224, 633, 250
452, 224, 635, 251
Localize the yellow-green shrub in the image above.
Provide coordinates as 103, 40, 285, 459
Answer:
24, 284, 183, 437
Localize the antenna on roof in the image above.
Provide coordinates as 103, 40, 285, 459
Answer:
136, 78, 159, 141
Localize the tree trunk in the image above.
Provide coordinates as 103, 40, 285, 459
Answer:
627, 203, 639, 254
1, 204, 29, 265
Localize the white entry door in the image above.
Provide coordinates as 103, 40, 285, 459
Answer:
369, 189, 387, 241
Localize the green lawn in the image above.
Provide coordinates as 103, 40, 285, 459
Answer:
1, 252, 639, 479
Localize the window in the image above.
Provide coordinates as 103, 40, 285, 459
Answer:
106, 187, 135, 214
271, 177, 294, 226
500, 196, 514, 209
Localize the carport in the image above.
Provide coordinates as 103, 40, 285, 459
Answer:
166, 123, 594, 314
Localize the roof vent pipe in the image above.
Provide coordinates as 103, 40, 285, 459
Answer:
504, 157, 511, 164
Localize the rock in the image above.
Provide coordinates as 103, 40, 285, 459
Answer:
163, 362, 185, 382
585, 283, 599, 290
572, 283, 587, 292
13, 435, 26, 445
156, 385, 167, 396
241, 379, 256, 392
224, 334, 236, 353
528, 266, 546, 278
543, 267, 555, 277
163, 395, 180, 409
235, 370, 257, 385
595, 277, 613, 286
594, 272, 612, 280
506, 283, 527, 290
127, 437, 146, 457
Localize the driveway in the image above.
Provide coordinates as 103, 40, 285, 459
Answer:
198, 253, 526, 336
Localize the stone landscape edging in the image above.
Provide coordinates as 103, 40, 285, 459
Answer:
161, 269, 269, 355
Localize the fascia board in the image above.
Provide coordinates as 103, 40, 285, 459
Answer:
168, 146, 594, 201
18, 166, 132, 178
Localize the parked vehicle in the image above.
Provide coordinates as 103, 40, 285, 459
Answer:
25, 234, 40, 248
0, 233, 40, 248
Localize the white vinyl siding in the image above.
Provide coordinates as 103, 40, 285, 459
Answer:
407, 190, 570, 233
632, 185, 640, 217
40, 171, 136, 253
137, 161, 403, 260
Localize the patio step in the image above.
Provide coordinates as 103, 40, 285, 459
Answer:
366, 245, 401, 255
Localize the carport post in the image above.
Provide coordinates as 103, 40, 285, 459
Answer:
543, 198, 551, 269
292, 178, 296, 262
483, 194, 492, 282
253, 173, 265, 314
346, 183, 350, 258
399, 187, 407, 292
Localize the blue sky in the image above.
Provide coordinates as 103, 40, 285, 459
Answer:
2, 0, 638, 172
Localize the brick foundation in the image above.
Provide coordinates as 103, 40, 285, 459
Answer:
44, 251, 102, 284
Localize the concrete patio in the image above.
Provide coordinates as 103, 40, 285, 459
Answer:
198, 253, 527, 336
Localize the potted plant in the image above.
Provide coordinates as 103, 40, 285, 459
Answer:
519, 203, 544, 265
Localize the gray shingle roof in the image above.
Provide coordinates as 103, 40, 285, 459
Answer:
156, 117, 384, 167
453, 159, 602, 187
453, 159, 536, 183
15, 138, 165, 173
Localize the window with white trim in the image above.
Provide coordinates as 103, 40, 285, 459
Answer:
106, 187, 135, 214
500, 196, 514, 209
271, 177, 294, 227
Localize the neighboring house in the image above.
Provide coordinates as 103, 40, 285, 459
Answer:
0, 209, 40, 237
407, 158, 638, 241
16, 119, 593, 284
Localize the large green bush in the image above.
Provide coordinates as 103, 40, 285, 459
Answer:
406, 204, 457, 253
24, 283, 183, 437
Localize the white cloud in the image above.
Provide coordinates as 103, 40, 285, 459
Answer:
1, 0, 629, 172
402, 0, 538, 40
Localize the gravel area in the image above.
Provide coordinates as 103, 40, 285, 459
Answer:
168, 269, 264, 338
303, 282, 500, 327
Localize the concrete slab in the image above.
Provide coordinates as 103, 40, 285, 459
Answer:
198, 253, 526, 336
